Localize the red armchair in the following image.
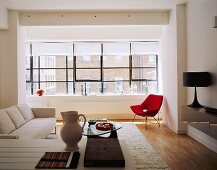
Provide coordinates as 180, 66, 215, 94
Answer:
130, 94, 163, 128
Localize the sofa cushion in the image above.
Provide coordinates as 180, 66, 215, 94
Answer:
17, 104, 35, 122
0, 110, 16, 134
5, 106, 26, 128
11, 118, 56, 139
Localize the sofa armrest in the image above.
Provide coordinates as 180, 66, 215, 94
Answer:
31, 108, 56, 118
0, 134, 19, 139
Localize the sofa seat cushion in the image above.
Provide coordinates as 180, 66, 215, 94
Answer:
0, 110, 16, 134
5, 106, 26, 128
17, 104, 35, 122
11, 118, 56, 139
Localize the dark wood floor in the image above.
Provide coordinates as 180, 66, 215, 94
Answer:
134, 122, 217, 170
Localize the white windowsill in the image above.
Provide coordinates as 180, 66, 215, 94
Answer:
26, 93, 147, 97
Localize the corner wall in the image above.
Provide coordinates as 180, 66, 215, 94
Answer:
161, 7, 178, 132
176, 4, 187, 133
17, 25, 26, 105
161, 4, 187, 134
0, 11, 19, 108
161, 8, 178, 132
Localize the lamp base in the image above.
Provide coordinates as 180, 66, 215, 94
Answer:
187, 103, 203, 108
188, 87, 204, 108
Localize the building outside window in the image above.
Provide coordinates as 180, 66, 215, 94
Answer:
26, 41, 159, 96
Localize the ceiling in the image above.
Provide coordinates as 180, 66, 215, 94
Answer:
1, 0, 188, 11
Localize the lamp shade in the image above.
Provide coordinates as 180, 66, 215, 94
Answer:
183, 72, 211, 87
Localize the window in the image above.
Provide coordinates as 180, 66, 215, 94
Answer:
26, 43, 73, 95
26, 42, 158, 95
26, 55, 73, 95
131, 42, 159, 94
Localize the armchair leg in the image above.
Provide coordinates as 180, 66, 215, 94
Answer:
145, 117, 148, 129
132, 114, 136, 123
158, 112, 160, 127
154, 117, 160, 127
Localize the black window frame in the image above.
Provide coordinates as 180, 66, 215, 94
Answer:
26, 42, 159, 95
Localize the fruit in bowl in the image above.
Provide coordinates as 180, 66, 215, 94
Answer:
36, 89, 44, 96
96, 123, 114, 131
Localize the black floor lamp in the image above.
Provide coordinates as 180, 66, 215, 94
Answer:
183, 72, 211, 108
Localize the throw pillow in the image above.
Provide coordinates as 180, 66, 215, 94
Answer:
0, 110, 16, 134
17, 104, 35, 122
5, 106, 26, 128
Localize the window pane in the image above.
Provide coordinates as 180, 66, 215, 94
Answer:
40, 69, 66, 81
68, 56, 73, 68
76, 56, 100, 68
32, 43, 73, 56
147, 81, 158, 94
33, 70, 39, 82
26, 43, 31, 56
40, 56, 66, 68
103, 42, 130, 55
68, 82, 74, 95
26, 70, 30, 81
74, 43, 101, 56
68, 69, 73, 81
33, 56, 38, 68
104, 69, 129, 81
131, 42, 159, 55
103, 55, 129, 67
131, 81, 157, 94
131, 81, 148, 94
26, 83, 31, 96
132, 55, 156, 67
32, 83, 39, 95
40, 82, 67, 95
26, 57, 30, 69
75, 82, 101, 95
103, 82, 130, 94
76, 69, 100, 80
132, 68, 156, 80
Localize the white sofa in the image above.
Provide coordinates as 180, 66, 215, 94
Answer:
0, 104, 56, 139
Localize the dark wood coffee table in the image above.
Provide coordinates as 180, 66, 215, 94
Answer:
83, 122, 125, 167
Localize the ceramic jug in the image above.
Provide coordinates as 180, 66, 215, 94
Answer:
60, 111, 86, 151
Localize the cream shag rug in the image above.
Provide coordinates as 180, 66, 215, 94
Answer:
117, 123, 169, 170
56, 123, 169, 170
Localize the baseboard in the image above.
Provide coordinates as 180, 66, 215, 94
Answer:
57, 113, 158, 121
164, 122, 178, 134
187, 125, 217, 153
177, 129, 186, 134
57, 113, 137, 121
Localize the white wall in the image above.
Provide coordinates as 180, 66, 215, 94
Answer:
186, 0, 217, 108
176, 4, 187, 133
0, 10, 19, 108
161, 8, 179, 132
17, 25, 26, 104
26, 95, 148, 120
26, 26, 161, 42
